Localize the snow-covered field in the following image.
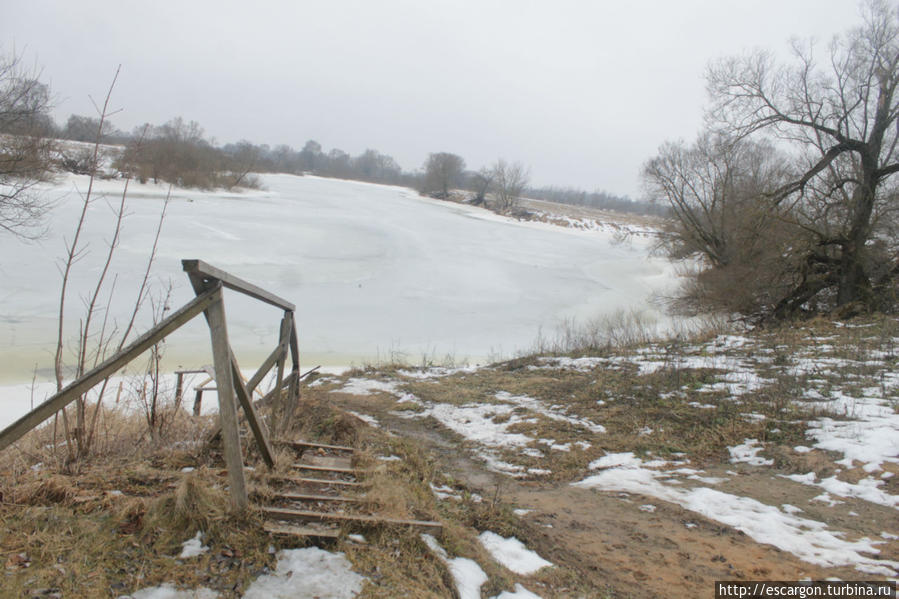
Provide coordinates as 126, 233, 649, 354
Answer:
0, 173, 672, 405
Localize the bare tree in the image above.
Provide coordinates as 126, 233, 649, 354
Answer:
644, 133, 791, 266
706, 0, 899, 313
421, 152, 465, 199
491, 159, 530, 213
0, 50, 55, 238
644, 133, 801, 315
467, 167, 493, 206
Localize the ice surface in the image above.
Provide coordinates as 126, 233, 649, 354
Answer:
0, 173, 673, 388
478, 531, 553, 575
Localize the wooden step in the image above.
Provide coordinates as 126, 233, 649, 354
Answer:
272, 492, 366, 504
266, 475, 366, 488
282, 440, 355, 453
300, 455, 354, 470
262, 506, 442, 532
291, 463, 363, 475
263, 521, 340, 540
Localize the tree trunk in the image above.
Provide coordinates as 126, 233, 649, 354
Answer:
835, 167, 878, 307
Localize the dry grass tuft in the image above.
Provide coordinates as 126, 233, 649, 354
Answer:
145, 473, 227, 540
114, 496, 148, 534
10, 475, 77, 506
289, 397, 362, 446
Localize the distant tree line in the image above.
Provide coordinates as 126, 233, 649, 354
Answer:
0, 47, 660, 238
524, 185, 666, 216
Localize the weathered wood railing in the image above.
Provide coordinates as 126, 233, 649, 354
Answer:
0, 259, 302, 510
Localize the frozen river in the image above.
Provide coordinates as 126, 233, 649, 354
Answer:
1, 173, 673, 387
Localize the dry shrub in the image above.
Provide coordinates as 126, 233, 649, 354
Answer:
290, 398, 361, 446
0, 399, 212, 480
145, 473, 227, 538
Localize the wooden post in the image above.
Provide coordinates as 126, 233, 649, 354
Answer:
193, 388, 203, 416
175, 372, 184, 406
287, 313, 301, 404
204, 292, 248, 511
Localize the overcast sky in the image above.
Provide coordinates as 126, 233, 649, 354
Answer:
3, 0, 863, 197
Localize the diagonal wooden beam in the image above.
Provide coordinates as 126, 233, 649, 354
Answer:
0, 285, 221, 453
247, 329, 289, 395
230, 353, 274, 467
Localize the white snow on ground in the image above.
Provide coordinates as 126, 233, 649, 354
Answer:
426, 402, 535, 449
803, 390, 899, 473
416, 391, 605, 475
125, 585, 219, 599
345, 410, 379, 427
479, 531, 554, 575
494, 391, 605, 433
383, 383, 604, 475
573, 460, 899, 576
421, 534, 487, 599
336, 378, 403, 396
178, 531, 209, 559
242, 548, 365, 599
530, 335, 772, 396
397, 366, 480, 379
530, 356, 607, 372
728, 439, 774, 466
589, 452, 643, 470
331, 378, 421, 408
782, 473, 899, 509
431, 483, 462, 501
491, 584, 543, 599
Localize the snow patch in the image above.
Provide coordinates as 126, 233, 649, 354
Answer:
478, 531, 554, 575
421, 534, 487, 599
242, 548, 365, 599
574, 464, 898, 575
126, 585, 219, 599
178, 532, 209, 559
728, 439, 774, 466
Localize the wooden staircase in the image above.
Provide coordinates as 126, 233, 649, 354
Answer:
259, 440, 441, 540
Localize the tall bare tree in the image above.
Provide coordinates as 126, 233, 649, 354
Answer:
644, 133, 800, 315
467, 167, 493, 206
421, 152, 465, 199
706, 0, 899, 313
491, 159, 530, 213
0, 50, 55, 238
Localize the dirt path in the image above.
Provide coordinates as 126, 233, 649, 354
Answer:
329, 393, 877, 598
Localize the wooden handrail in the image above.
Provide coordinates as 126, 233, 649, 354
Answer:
0, 284, 222, 452
182, 259, 295, 311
